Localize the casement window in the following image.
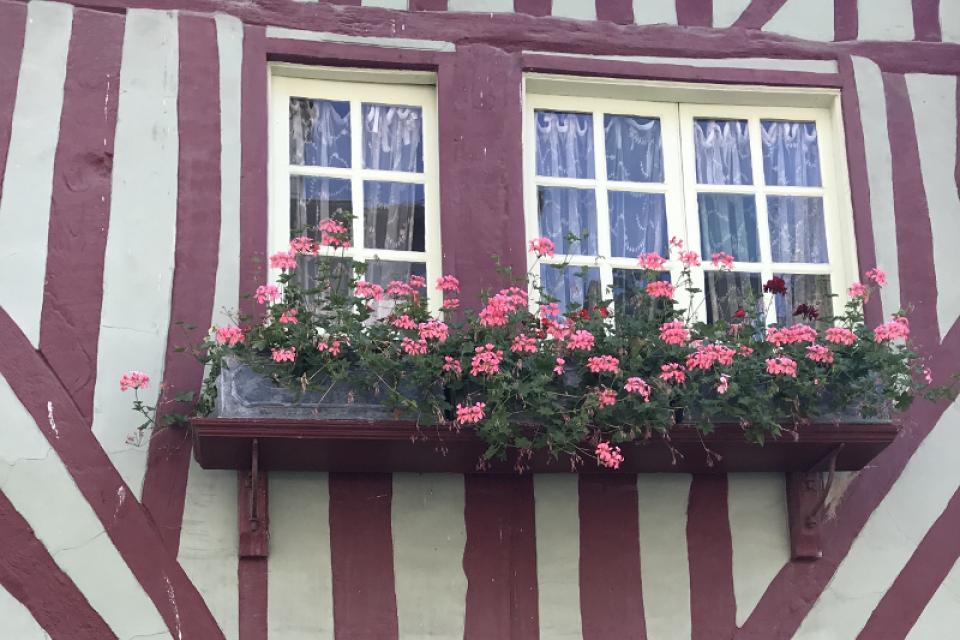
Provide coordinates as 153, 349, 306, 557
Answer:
270, 72, 441, 311
523, 82, 856, 326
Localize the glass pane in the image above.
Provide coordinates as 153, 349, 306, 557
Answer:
535, 110, 595, 179
365, 260, 428, 318
704, 272, 761, 323
296, 256, 355, 300
608, 191, 668, 259
767, 196, 828, 263
540, 265, 601, 312
613, 269, 671, 317
693, 118, 752, 185
604, 115, 663, 182
698, 194, 760, 262
363, 103, 423, 173
289, 176, 353, 240
774, 274, 834, 326
289, 97, 351, 168
363, 181, 425, 252
537, 186, 598, 255
761, 120, 821, 187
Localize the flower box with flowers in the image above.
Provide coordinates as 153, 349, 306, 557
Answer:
124, 217, 951, 473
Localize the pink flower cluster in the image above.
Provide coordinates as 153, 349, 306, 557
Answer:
596, 442, 624, 469
567, 329, 595, 351
215, 325, 245, 346
355, 280, 384, 301
717, 374, 730, 395
596, 387, 618, 408
686, 343, 736, 370
679, 250, 701, 267
418, 320, 449, 343
646, 280, 675, 299
409, 275, 427, 290
479, 287, 528, 327
825, 327, 857, 346
271, 347, 296, 363
659, 321, 690, 346
711, 252, 735, 269
659, 363, 686, 384
279, 309, 299, 325
765, 356, 798, 377
624, 377, 651, 401
392, 315, 417, 330
387, 280, 415, 297
443, 356, 463, 376
866, 267, 887, 286
289, 235, 317, 254
510, 334, 538, 354
874, 316, 910, 342
270, 250, 297, 270
401, 337, 429, 356
638, 252, 667, 270
806, 344, 834, 364
318, 219, 350, 248
255, 284, 280, 304
443, 298, 460, 310
848, 282, 868, 299
766, 324, 817, 347
119, 371, 150, 391
528, 237, 556, 258
587, 355, 620, 374
436, 275, 460, 293
553, 358, 566, 376
456, 402, 486, 425
470, 344, 504, 376
316, 339, 342, 357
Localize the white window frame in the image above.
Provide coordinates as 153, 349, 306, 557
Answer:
269, 71, 442, 312
522, 78, 859, 324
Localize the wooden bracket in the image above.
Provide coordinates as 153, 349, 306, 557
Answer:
238, 438, 269, 558
786, 444, 843, 561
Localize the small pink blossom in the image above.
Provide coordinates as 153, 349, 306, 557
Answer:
567, 329, 595, 352
456, 402, 486, 425
318, 219, 350, 248
119, 371, 150, 391
442, 356, 463, 377
806, 344, 834, 364
738, 345, 754, 357
766, 324, 817, 347
596, 387, 618, 408
355, 280, 384, 301
471, 344, 504, 376
270, 250, 298, 270
401, 337, 428, 356
271, 347, 296, 363
387, 281, 415, 297
436, 275, 460, 293
686, 343, 736, 370
717, 374, 730, 395
255, 284, 281, 304
825, 327, 857, 346
679, 250, 701, 267
866, 267, 887, 286
546, 319, 572, 342
596, 441, 624, 469
659, 321, 690, 346
418, 320, 449, 343
214, 325, 245, 346
670, 236, 684, 249
528, 236, 556, 258
624, 377, 651, 401
637, 252, 667, 270
766, 356, 798, 377
922, 366, 933, 384
553, 357, 566, 376
392, 315, 417, 331
711, 252, 735, 269
646, 280, 675, 298
587, 355, 620, 374
316, 339, 342, 357
848, 282, 868, 299
408, 275, 427, 290
479, 287, 528, 327
539, 302, 560, 320
289, 235, 317, 254
510, 334, 538, 354
874, 316, 910, 342
659, 363, 686, 384
443, 298, 460, 310
279, 308, 299, 325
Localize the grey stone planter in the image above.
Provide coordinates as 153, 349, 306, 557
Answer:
215, 357, 419, 421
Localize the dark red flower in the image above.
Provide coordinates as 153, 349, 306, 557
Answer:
734, 308, 746, 319
793, 303, 820, 321
594, 305, 610, 318
763, 277, 788, 295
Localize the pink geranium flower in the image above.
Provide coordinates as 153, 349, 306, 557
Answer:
866, 267, 887, 286
270, 250, 298, 271
391, 315, 417, 331
624, 377, 651, 401
848, 282, 868, 299
511, 334, 538, 354
387, 281, 415, 297
765, 324, 817, 347
637, 252, 667, 270
119, 371, 150, 392
679, 250, 701, 267
214, 325, 245, 346
442, 356, 462, 377
825, 327, 857, 346
686, 343, 736, 370
587, 355, 620, 374
316, 339, 342, 357
596, 441, 624, 469
408, 275, 427, 289
874, 316, 910, 342
528, 237, 556, 258
443, 298, 460, 310
418, 320, 449, 343
717, 374, 730, 395
255, 284, 281, 305
806, 344, 834, 364
659, 363, 686, 384
279, 309, 299, 325
567, 330, 595, 352
596, 387, 618, 408
470, 344, 504, 376
711, 252, 735, 269
401, 337, 428, 356
766, 356, 798, 377
646, 281, 675, 299
659, 321, 690, 346
456, 401, 486, 425
436, 275, 460, 293
355, 280, 384, 301
271, 347, 296, 363
553, 357, 566, 376
289, 235, 316, 254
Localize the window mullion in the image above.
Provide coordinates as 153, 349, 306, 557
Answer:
677, 105, 706, 323
592, 111, 614, 310
748, 117, 776, 325
349, 98, 364, 256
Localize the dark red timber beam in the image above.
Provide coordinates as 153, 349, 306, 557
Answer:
676, 0, 712, 27
238, 472, 268, 640
328, 473, 399, 638
736, 71, 958, 639
410, 0, 448, 10
857, 488, 960, 639
239, 24, 268, 320
0, 1, 26, 202
579, 475, 646, 640
463, 475, 540, 640
732, 0, 789, 30
39, 8, 123, 423
912, 0, 941, 42
514, 0, 550, 18
140, 13, 222, 555
0, 308, 225, 639
0, 491, 116, 640
687, 475, 736, 640
834, 0, 859, 41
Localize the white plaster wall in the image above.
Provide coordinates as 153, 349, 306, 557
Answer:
632, 0, 677, 25
763, 0, 834, 42
906, 558, 960, 639
552, 0, 596, 21
712, 0, 751, 28
534, 474, 583, 640
447, 0, 513, 13
857, 0, 915, 41
942, 1, 960, 43
0, 586, 51, 640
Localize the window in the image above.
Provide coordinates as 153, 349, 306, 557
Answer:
270, 73, 441, 312
523, 86, 856, 326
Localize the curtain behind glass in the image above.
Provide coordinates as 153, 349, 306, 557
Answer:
761, 120, 821, 187
289, 98, 351, 168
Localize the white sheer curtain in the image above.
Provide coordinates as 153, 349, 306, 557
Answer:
289, 98, 351, 168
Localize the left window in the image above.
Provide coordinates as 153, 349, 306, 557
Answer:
270, 73, 441, 311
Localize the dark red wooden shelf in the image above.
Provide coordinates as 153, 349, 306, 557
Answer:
191, 418, 898, 474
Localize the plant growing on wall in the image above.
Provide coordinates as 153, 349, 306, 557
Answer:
123, 215, 951, 471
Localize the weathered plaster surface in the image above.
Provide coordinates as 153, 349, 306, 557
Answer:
264, 25, 456, 52
523, 50, 838, 73
631, 0, 677, 25
267, 473, 335, 638
795, 399, 960, 639
727, 474, 790, 626
857, 0, 915, 41
551, 0, 596, 21
637, 474, 692, 640
906, 557, 960, 639
534, 474, 582, 640
712, 0, 752, 28
0, 0, 72, 348
92, 8, 179, 498
905, 73, 960, 340
0, 375, 169, 640
362, 0, 409, 8
391, 474, 467, 640
447, 0, 513, 13
943, 1, 960, 43
0, 586, 51, 639
763, 0, 834, 41
852, 55, 901, 317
